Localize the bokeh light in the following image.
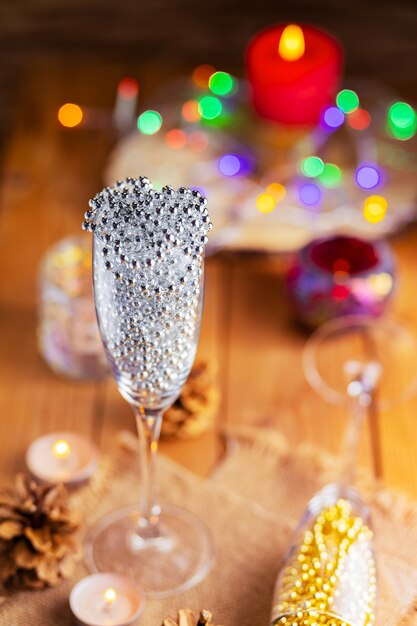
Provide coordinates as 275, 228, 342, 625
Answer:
347, 108, 371, 131
191, 186, 206, 197
336, 89, 359, 113
256, 193, 276, 213
355, 165, 380, 190
165, 129, 187, 150
137, 110, 162, 135
389, 102, 415, 128
188, 130, 209, 152
198, 96, 222, 120
209, 71, 235, 96
182, 100, 201, 123
218, 154, 241, 176
192, 64, 215, 89
117, 77, 139, 99
331, 285, 350, 301
299, 183, 321, 206
319, 163, 342, 188
363, 195, 388, 223
301, 156, 324, 178
323, 106, 345, 129
58, 103, 83, 127
367, 272, 393, 297
387, 102, 417, 140
266, 183, 286, 203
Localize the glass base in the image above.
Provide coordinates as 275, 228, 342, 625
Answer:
85, 504, 214, 598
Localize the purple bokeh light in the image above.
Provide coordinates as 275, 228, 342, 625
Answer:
355, 165, 381, 190
218, 152, 254, 177
191, 186, 206, 197
218, 154, 241, 176
323, 106, 345, 129
299, 183, 322, 206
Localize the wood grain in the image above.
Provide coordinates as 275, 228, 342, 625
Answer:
1, 61, 417, 502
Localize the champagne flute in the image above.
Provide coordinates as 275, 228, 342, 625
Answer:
270, 316, 417, 625
270, 359, 379, 625
82, 177, 214, 598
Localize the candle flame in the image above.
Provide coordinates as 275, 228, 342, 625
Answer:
278, 24, 305, 61
51, 439, 71, 459
103, 588, 117, 607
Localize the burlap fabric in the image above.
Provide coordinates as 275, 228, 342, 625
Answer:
1, 427, 417, 625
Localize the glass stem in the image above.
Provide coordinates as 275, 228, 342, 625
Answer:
338, 361, 381, 488
133, 406, 163, 538
338, 392, 368, 488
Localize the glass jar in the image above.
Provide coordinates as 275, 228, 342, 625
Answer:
38, 235, 108, 379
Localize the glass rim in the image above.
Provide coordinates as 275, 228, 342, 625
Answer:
302, 314, 417, 410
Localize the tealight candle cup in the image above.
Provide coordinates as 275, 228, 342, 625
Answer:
26, 431, 98, 486
286, 235, 395, 327
70, 573, 145, 626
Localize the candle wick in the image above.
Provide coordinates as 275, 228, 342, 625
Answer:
103, 588, 117, 612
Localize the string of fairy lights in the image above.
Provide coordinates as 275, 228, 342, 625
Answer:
57, 65, 417, 229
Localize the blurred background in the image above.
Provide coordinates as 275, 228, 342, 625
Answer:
1, 0, 417, 146
1, 0, 417, 492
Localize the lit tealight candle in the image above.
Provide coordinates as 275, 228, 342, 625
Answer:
26, 432, 98, 485
52, 438, 72, 459
70, 573, 145, 626
246, 23, 343, 125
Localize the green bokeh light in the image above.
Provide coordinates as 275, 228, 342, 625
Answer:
198, 96, 222, 120
336, 89, 359, 114
388, 119, 417, 140
209, 71, 235, 96
137, 110, 162, 135
387, 102, 417, 140
319, 163, 342, 188
301, 156, 324, 178
389, 102, 416, 128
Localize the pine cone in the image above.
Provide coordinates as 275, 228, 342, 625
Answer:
162, 609, 223, 626
0, 473, 82, 591
162, 361, 220, 439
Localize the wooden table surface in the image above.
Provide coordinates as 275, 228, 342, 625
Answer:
1, 61, 417, 498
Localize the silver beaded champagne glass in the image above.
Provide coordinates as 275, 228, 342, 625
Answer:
82, 177, 213, 598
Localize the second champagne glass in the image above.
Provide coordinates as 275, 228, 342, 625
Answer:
83, 177, 214, 598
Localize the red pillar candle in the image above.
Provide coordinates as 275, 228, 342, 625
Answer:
246, 23, 343, 126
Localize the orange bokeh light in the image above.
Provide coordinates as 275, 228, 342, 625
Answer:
266, 183, 286, 203
192, 64, 215, 88
58, 103, 83, 128
165, 129, 187, 150
182, 100, 201, 123
188, 131, 208, 152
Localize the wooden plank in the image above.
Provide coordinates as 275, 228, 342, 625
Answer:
379, 227, 417, 496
